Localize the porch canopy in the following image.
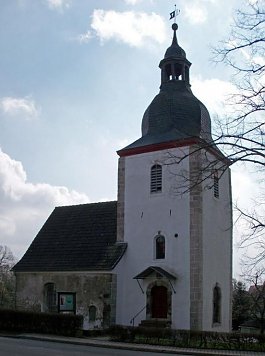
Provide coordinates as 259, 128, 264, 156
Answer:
133, 266, 177, 280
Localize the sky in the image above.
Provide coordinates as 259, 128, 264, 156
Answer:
0, 0, 257, 278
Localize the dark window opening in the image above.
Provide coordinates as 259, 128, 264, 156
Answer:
213, 285, 221, 324
151, 164, 162, 193
44, 283, 56, 313
164, 63, 183, 81
174, 63, 182, 80
156, 235, 165, 259
89, 305, 97, 322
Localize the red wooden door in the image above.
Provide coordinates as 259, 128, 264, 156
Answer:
151, 286, 168, 318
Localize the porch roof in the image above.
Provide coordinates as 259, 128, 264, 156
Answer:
133, 266, 177, 280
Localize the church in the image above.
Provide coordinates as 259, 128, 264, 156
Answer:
13, 23, 233, 332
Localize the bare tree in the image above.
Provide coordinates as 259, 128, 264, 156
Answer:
232, 279, 252, 330
244, 271, 265, 334
0, 245, 16, 309
164, 1, 264, 270
213, 0, 264, 168
213, 0, 265, 271
237, 196, 265, 271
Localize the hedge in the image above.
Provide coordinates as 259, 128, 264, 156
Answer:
0, 309, 83, 336
108, 325, 265, 352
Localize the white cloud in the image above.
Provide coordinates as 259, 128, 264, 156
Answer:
46, 0, 70, 11
231, 166, 262, 277
90, 10, 167, 47
232, 169, 259, 207
124, 0, 142, 4
183, 3, 208, 24
191, 77, 236, 115
0, 216, 16, 236
0, 148, 90, 259
0, 96, 40, 120
76, 31, 93, 44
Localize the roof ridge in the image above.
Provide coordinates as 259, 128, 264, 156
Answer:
55, 200, 117, 209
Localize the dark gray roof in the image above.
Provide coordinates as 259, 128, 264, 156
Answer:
13, 201, 127, 272
118, 24, 215, 155
165, 42, 186, 59
120, 81, 212, 152
164, 24, 186, 59
134, 266, 177, 280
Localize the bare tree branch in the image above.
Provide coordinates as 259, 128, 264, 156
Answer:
166, 0, 265, 270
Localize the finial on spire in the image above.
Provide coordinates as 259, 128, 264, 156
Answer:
172, 22, 178, 45
172, 23, 178, 31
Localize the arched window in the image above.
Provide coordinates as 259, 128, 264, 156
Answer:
89, 305, 97, 322
150, 164, 162, 193
44, 283, 56, 313
213, 284, 221, 324
156, 235, 165, 259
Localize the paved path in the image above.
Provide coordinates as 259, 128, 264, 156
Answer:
4, 333, 264, 356
0, 337, 187, 356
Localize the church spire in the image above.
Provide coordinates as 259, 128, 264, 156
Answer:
172, 23, 178, 45
118, 17, 213, 155
159, 23, 191, 85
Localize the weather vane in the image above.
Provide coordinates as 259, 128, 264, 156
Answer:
169, 4, 180, 23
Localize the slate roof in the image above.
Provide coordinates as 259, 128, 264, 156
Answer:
119, 25, 213, 154
164, 23, 186, 59
13, 201, 127, 272
120, 81, 212, 152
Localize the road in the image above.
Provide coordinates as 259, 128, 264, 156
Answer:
0, 336, 189, 356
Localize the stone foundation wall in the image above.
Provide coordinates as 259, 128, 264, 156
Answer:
15, 272, 117, 330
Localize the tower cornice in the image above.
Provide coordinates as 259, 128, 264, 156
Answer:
117, 137, 230, 165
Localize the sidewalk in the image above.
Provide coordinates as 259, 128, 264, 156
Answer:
3, 333, 264, 356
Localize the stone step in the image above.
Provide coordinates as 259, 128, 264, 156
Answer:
139, 319, 170, 328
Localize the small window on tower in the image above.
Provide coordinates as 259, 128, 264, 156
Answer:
155, 235, 165, 259
150, 164, 162, 193
213, 284, 221, 324
213, 171, 219, 199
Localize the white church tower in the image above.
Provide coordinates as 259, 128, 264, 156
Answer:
114, 23, 232, 332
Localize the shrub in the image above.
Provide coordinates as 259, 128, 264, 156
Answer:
108, 324, 265, 352
0, 309, 83, 336
108, 325, 132, 341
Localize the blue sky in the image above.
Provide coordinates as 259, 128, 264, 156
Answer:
0, 0, 256, 277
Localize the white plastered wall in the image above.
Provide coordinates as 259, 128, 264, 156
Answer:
201, 157, 233, 332
115, 147, 191, 329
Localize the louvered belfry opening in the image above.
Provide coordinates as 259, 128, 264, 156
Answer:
150, 164, 162, 193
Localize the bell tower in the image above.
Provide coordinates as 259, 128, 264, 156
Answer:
160, 23, 191, 84
115, 23, 232, 332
